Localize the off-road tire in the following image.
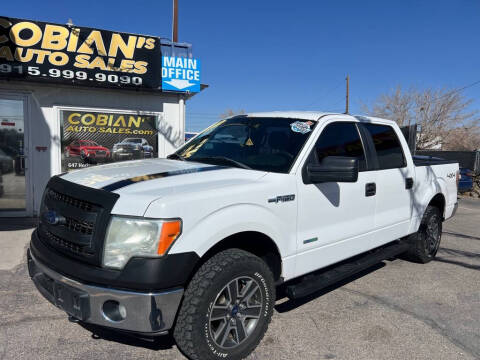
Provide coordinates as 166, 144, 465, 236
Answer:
174, 249, 275, 360
403, 205, 442, 263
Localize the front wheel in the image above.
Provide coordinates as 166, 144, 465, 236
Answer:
403, 205, 442, 263
174, 249, 275, 360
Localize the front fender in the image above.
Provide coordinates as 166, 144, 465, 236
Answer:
168, 203, 296, 278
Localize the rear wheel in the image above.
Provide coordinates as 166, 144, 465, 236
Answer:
404, 205, 442, 263
174, 249, 275, 360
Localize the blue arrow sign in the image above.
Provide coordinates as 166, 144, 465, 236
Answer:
162, 56, 201, 92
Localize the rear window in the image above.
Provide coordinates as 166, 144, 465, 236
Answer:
364, 124, 406, 170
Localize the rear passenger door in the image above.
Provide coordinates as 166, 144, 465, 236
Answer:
361, 123, 414, 242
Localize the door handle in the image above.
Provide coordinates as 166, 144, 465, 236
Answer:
405, 177, 414, 189
365, 182, 376, 197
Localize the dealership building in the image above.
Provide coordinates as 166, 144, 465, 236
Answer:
0, 16, 203, 217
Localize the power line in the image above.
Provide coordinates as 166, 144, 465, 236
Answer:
407, 79, 480, 107
304, 79, 345, 108
328, 95, 348, 112
449, 79, 480, 95
428, 79, 480, 104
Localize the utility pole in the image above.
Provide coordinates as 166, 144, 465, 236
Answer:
345, 74, 349, 114
172, 0, 178, 42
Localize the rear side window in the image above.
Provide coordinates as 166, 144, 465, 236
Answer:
310, 122, 366, 171
364, 124, 406, 169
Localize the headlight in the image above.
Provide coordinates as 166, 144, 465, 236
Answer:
103, 216, 182, 269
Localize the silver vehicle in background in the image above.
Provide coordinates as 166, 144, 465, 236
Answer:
112, 138, 154, 161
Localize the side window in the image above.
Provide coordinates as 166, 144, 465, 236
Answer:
310, 122, 366, 171
364, 124, 406, 169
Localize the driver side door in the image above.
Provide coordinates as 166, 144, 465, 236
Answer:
295, 120, 377, 277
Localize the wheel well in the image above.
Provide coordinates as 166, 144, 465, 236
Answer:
195, 231, 282, 282
429, 193, 446, 219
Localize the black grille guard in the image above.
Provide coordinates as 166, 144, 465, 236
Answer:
38, 176, 119, 266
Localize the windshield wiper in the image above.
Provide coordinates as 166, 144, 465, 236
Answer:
166, 153, 185, 161
190, 156, 252, 170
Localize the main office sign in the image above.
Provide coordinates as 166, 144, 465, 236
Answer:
0, 16, 162, 89
162, 56, 200, 92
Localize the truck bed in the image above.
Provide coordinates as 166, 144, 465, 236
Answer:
413, 155, 458, 166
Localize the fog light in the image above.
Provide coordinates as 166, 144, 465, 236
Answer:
102, 300, 127, 322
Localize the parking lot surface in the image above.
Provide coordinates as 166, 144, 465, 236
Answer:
0, 198, 479, 360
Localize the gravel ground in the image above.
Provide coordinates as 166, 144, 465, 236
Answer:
0, 198, 479, 360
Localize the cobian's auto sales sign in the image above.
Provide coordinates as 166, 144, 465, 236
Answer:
0, 16, 162, 89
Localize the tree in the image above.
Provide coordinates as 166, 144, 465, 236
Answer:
363, 86, 480, 150
442, 126, 480, 151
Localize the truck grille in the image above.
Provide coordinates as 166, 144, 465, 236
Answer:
38, 176, 119, 265
45, 188, 94, 212
41, 229, 85, 255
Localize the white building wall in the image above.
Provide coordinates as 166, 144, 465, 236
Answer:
0, 81, 185, 215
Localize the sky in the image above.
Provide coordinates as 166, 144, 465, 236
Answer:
2, 0, 479, 131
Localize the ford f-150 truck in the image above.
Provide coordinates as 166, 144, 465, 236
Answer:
28, 112, 458, 360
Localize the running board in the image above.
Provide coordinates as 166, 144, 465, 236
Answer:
285, 240, 410, 300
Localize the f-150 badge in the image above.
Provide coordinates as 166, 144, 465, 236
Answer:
268, 194, 295, 203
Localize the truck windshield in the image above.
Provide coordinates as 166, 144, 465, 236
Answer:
173, 117, 316, 173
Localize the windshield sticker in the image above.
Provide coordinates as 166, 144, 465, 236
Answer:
290, 121, 312, 134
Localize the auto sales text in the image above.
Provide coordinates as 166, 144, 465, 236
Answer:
0, 18, 156, 74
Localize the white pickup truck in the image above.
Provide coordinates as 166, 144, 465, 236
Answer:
28, 112, 458, 360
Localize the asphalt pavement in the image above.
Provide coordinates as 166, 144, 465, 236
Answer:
0, 198, 479, 360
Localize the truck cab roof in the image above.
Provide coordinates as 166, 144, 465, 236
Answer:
240, 111, 397, 127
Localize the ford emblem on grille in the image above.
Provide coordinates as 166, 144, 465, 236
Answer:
44, 210, 66, 225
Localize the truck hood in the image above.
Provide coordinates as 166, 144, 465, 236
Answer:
60, 159, 267, 216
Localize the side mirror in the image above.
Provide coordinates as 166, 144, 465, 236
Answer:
305, 156, 359, 184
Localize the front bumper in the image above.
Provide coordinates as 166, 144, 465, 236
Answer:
28, 250, 184, 334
